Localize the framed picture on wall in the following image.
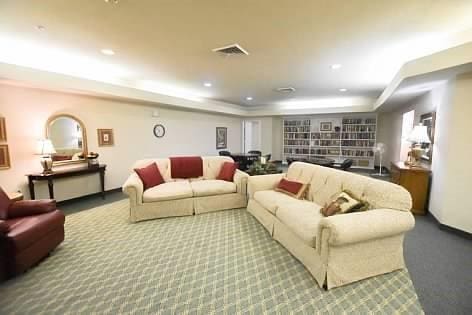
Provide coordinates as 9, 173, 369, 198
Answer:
216, 127, 227, 149
320, 122, 332, 131
420, 112, 436, 162
97, 129, 114, 146
0, 144, 11, 169
0, 117, 7, 142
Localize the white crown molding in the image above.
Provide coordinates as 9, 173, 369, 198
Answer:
1, 41, 472, 117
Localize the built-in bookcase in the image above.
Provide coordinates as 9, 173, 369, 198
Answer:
283, 115, 377, 169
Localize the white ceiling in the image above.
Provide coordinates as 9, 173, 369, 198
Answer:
1, 0, 472, 110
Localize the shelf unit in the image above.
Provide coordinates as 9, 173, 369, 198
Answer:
283, 116, 377, 169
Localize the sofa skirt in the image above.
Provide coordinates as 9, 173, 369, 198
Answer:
130, 198, 194, 223
247, 199, 276, 236
194, 193, 246, 215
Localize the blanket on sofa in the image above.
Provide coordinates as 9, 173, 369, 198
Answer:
170, 156, 203, 179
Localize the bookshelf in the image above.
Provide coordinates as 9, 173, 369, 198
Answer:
283, 116, 377, 169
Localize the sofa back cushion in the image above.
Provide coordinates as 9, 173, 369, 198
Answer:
287, 162, 412, 211
202, 156, 234, 180
132, 156, 235, 182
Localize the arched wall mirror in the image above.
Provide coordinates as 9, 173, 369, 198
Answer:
45, 114, 88, 165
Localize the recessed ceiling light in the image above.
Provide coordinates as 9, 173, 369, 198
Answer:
331, 64, 342, 70
246, 96, 253, 101
339, 88, 348, 92
100, 49, 115, 56
35, 25, 45, 31
203, 82, 212, 87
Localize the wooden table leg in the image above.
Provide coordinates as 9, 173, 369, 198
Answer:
100, 169, 106, 199
47, 179, 54, 199
28, 177, 35, 200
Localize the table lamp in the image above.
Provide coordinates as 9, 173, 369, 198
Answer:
406, 124, 431, 167
36, 139, 56, 174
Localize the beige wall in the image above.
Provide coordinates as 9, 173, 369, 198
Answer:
377, 92, 437, 167
430, 74, 472, 233
0, 84, 242, 201
377, 77, 472, 233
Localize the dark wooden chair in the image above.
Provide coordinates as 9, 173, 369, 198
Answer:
333, 159, 354, 171
247, 150, 262, 156
219, 151, 231, 157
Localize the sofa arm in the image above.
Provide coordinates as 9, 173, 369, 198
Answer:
122, 173, 144, 206
233, 169, 249, 195
8, 200, 57, 219
0, 220, 9, 235
247, 173, 285, 199
317, 209, 415, 247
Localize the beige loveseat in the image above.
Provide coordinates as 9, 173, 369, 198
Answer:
123, 156, 249, 222
247, 161, 415, 289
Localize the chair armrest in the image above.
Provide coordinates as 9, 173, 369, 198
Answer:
122, 173, 144, 205
317, 209, 415, 247
0, 220, 9, 235
8, 200, 57, 219
247, 173, 285, 199
233, 169, 249, 195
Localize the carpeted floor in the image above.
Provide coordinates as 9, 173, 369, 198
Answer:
0, 200, 423, 314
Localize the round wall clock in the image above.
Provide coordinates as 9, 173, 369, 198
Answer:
153, 124, 166, 138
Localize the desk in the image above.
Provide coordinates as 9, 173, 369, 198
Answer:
26, 164, 106, 200
390, 162, 431, 215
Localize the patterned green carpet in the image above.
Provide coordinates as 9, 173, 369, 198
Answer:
0, 200, 423, 314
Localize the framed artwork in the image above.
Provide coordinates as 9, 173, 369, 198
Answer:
0, 117, 6, 142
420, 112, 436, 162
216, 127, 227, 149
320, 122, 332, 131
97, 129, 114, 146
0, 145, 11, 169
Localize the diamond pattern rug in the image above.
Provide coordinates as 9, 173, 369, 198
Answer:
0, 200, 423, 314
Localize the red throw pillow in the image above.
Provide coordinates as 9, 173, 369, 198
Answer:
275, 178, 308, 199
217, 162, 238, 182
134, 163, 165, 190
170, 156, 203, 179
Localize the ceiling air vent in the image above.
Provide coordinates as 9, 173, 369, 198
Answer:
212, 43, 249, 56
275, 87, 296, 93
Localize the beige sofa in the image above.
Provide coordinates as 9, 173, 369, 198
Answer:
247, 161, 415, 289
123, 156, 249, 222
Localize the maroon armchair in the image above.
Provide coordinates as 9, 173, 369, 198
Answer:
0, 188, 65, 281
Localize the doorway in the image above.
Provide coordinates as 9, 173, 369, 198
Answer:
242, 120, 261, 153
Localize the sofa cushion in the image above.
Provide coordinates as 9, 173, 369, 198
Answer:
276, 200, 323, 248
253, 190, 301, 215
143, 181, 193, 202
216, 162, 238, 182
190, 180, 237, 197
134, 163, 165, 190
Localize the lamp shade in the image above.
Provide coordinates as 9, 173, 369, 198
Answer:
36, 139, 56, 155
406, 124, 431, 144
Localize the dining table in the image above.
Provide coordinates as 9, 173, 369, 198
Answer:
230, 153, 260, 170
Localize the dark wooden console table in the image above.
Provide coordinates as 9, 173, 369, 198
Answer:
26, 164, 106, 200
